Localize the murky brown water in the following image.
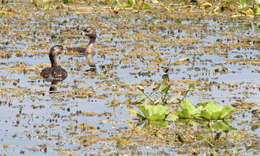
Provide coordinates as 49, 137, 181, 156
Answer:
0, 0, 259, 155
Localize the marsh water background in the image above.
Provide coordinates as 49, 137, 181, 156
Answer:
0, 0, 259, 155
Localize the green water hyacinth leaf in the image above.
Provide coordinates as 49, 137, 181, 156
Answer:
181, 99, 195, 112
219, 105, 235, 119
199, 101, 235, 120
177, 99, 201, 119
138, 104, 170, 121
166, 113, 178, 121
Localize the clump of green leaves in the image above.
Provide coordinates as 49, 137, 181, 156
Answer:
177, 100, 235, 121
177, 99, 236, 130
132, 73, 235, 130
198, 101, 235, 120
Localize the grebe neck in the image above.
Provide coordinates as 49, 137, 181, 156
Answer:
49, 54, 60, 67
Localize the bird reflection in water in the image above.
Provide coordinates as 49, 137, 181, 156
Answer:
49, 80, 60, 94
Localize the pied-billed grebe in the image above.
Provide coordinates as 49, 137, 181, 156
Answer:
40, 45, 67, 81
66, 28, 97, 70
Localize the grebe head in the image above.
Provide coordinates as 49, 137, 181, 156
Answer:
50, 45, 64, 57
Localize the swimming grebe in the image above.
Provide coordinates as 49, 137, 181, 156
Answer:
66, 28, 97, 70
40, 45, 67, 81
